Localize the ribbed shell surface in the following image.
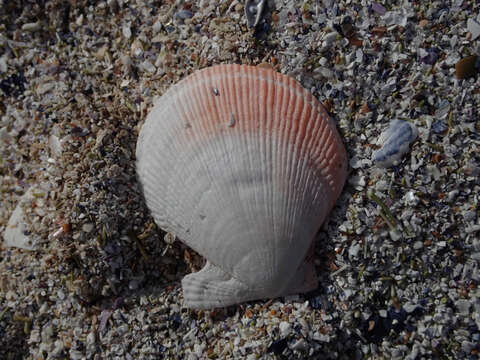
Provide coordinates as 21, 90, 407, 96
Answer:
136, 64, 347, 297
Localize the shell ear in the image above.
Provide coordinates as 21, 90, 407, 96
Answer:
182, 262, 254, 309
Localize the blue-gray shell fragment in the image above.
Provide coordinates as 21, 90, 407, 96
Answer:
372, 120, 418, 168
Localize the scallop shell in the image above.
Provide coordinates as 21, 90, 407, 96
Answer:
136, 64, 348, 309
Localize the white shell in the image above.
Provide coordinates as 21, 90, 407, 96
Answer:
136, 64, 348, 309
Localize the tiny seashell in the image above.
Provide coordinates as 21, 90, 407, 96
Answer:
136, 64, 348, 309
372, 120, 418, 168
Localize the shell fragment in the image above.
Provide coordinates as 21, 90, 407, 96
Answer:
3, 189, 37, 250
245, 0, 267, 28
372, 120, 418, 168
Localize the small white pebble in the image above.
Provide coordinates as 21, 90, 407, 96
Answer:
107, 0, 118, 12
279, 321, 291, 337
463, 210, 476, 222
49, 135, 63, 157
69, 349, 83, 360
123, 24, 132, 39
462, 341, 475, 354
447, 190, 459, 202
404, 191, 419, 206
413, 241, 423, 250
140, 60, 156, 74
29, 329, 41, 343
313, 332, 330, 342
404, 303, 420, 313
131, 39, 143, 57
86, 332, 96, 346
37, 82, 55, 95
22, 21, 41, 32
121, 55, 132, 67
152, 21, 162, 33
323, 31, 339, 45
3, 189, 37, 250
51, 340, 65, 357
348, 243, 361, 258
456, 300, 471, 315
82, 223, 94, 233
466, 224, 480, 234
291, 338, 307, 351
75, 14, 84, 26
349, 155, 362, 169
389, 229, 402, 241
348, 175, 366, 190
0, 55, 7, 73
6, 290, 17, 300
426, 164, 441, 181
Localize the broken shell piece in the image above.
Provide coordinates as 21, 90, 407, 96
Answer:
48, 134, 62, 157
372, 120, 418, 168
22, 21, 41, 32
467, 18, 480, 41
3, 189, 37, 250
136, 64, 348, 309
245, 0, 267, 28
455, 55, 479, 80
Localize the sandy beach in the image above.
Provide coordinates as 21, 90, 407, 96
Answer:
1, 0, 479, 358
